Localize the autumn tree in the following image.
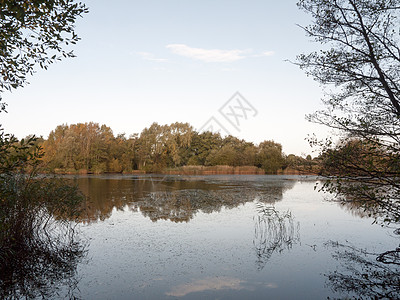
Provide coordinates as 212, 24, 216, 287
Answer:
204, 135, 258, 167
43, 122, 121, 173
40, 121, 288, 174
166, 122, 193, 167
206, 144, 237, 166
256, 140, 285, 174
108, 133, 131, 173
134, 122, 193, 171
136, 123, 169, 171
186, 131, 222, 165
297, 0, 400, 222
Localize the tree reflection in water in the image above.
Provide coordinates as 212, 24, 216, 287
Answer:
139, 188, 263, 222
325, 241, 400, 299
77, 175, 297, 223
0, 221, 87, 299
0, 176, 88, 299
253, 203, 300, 270
127, 177, 297, 222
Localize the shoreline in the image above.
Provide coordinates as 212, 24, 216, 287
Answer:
48, 165, 319, 176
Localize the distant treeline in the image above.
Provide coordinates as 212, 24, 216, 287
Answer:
26, 122, 318, 174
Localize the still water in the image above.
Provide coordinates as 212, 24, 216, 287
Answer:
65, 175, 398, 299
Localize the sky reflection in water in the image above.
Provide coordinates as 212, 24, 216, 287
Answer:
57, 175, 400, 299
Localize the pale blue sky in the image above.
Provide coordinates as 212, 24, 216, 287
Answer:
1, 0, 330, 155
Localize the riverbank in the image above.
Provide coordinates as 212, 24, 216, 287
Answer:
50, 165, 319, 175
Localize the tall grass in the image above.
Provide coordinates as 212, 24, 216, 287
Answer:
0, 134, 87, 298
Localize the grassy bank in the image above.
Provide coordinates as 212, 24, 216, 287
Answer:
49, 165, 320, 176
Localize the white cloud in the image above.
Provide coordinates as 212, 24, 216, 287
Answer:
136, 52, 168, 62
166, 44, 246, 63
262, 51, 275, 56
252, 51, 275, 58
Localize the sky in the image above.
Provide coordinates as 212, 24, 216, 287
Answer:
1, 0, 332, 156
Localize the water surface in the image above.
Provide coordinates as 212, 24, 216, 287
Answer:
65, 175, 399, 299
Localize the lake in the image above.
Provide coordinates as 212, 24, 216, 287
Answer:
40, 175, 400, 298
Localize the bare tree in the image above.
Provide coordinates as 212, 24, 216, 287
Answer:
297, 0, 400, 223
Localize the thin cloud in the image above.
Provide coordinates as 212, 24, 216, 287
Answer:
136, 51, 168, 62
262, 51, 275, 56
252, 51, 275, 58
166, 44, 246, 63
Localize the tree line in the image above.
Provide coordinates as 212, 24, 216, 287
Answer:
29, 122, 316, 174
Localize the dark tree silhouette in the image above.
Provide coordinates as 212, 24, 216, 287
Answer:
297, 0, 400, 223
